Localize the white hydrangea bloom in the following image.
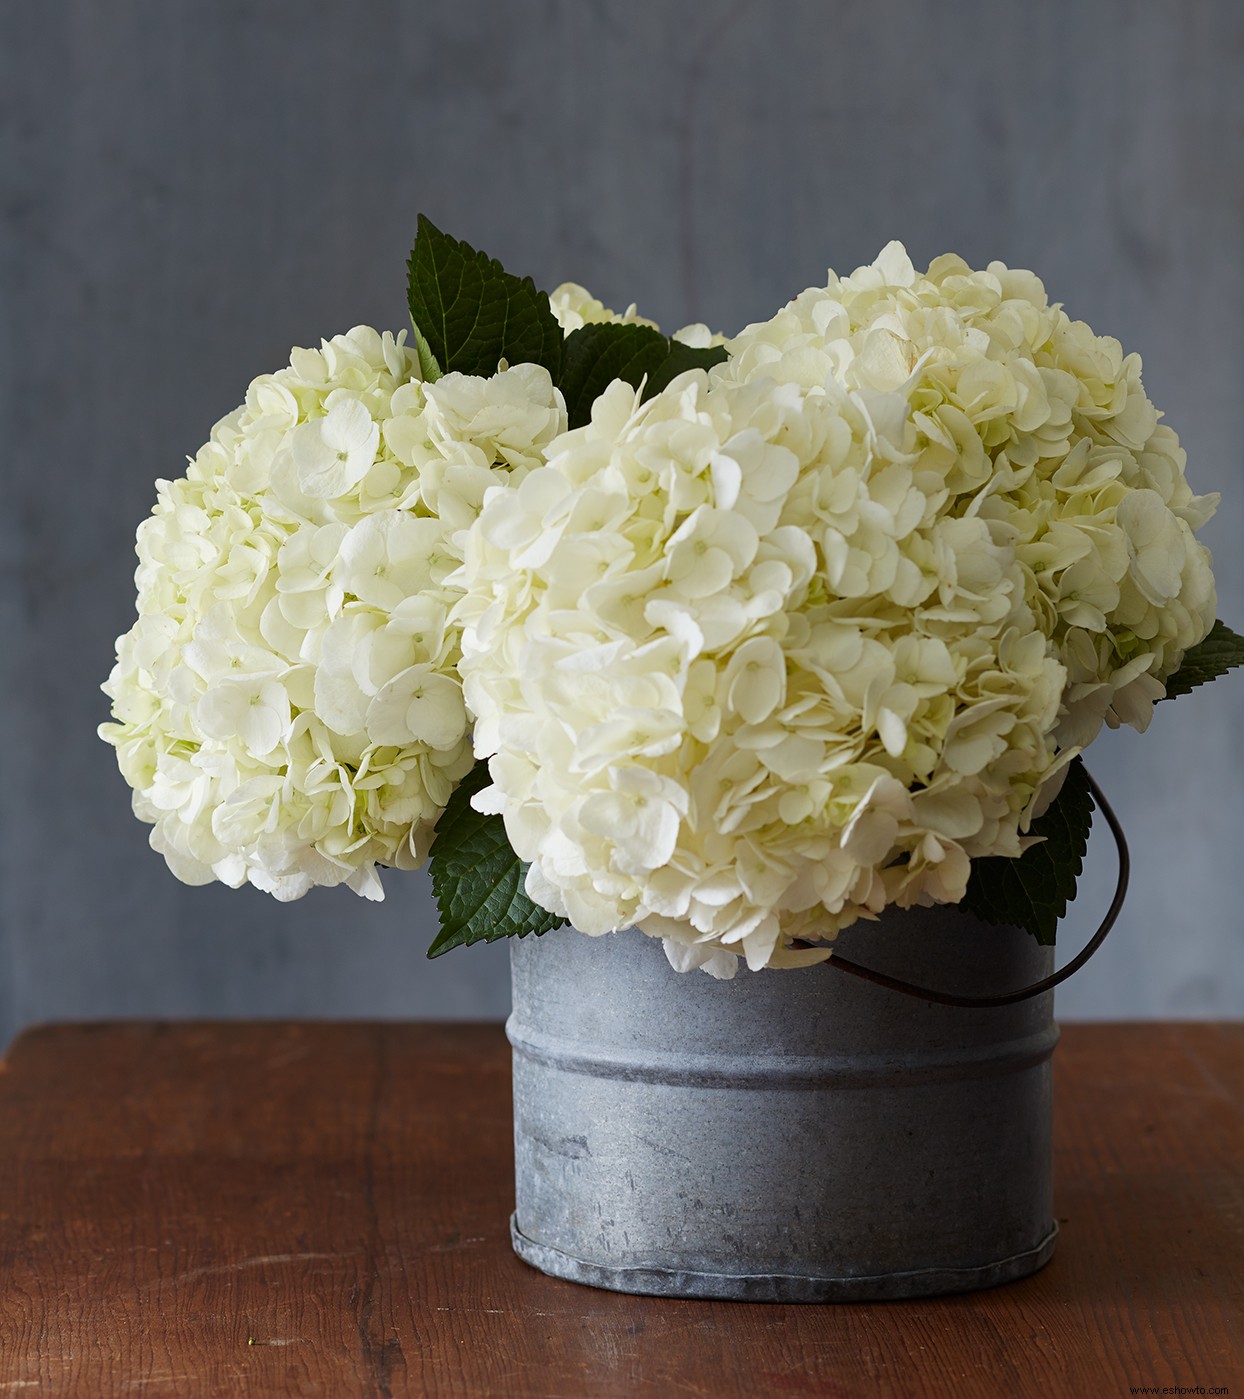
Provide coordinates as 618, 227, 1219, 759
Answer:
455, 369, 1069, 977
101, 327, 566, 900
548, 283, 727, 350
548, 283, 659, 335
718, 244, 1218, 747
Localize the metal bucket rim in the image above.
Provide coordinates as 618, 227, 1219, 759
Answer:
510, 1215, 1059, 1303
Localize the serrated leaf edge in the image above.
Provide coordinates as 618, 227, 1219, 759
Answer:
1160, 619, 1244, 701
426, 761, 567, 957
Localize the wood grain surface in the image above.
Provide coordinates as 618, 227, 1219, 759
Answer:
0, 1022, 1239, 1397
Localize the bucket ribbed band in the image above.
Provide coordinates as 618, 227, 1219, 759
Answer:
507, 1018, 1060, 1089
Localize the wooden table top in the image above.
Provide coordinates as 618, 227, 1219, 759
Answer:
0, 1021, 1239, 1397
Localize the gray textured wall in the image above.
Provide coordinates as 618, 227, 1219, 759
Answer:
2, 1, 1241, 1049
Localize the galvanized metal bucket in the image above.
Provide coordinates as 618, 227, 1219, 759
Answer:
508, 908, 1058, 1302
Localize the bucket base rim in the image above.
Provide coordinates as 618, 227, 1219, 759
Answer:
510, 1215, 1058, 1302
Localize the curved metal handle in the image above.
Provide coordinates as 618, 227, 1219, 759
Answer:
818, 768, 1129, 1008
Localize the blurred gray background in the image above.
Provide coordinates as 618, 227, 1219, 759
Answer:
2, 0, 1241, 1049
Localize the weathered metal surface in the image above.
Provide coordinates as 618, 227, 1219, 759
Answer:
509, 909, 1057, 1301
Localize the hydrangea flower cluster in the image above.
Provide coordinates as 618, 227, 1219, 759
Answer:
719, 243, 1218, 748
549, 282, 725, 352
548, 282, 658, 335
455, 245, 1218, 976
100, 327, 564, 900
102, 219, 1228, 979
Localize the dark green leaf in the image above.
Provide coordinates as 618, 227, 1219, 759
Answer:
426, 760, 567, 958
960, 757, 1095, 946
559, 323, 667, 428
642, 337, 729, 400
1159, 619, 1244, 701
406, 213, 563, 380
559, 321, 728, 429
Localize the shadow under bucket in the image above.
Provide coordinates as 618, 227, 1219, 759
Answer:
508, 909, 1058, 1302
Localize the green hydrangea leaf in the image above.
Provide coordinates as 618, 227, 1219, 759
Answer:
559, 323, 666, 429
406, 214, 563, 381
426, 760, 566, 958
1159, 619, 1244, 701
412, 324, 442, 384
642, 337, 729, 400
560, 321, 728, 429
960, 757, 1095, 946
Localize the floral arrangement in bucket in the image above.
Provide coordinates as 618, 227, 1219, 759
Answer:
101, 218, 1243, 1299
102, 216, 1241, 970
